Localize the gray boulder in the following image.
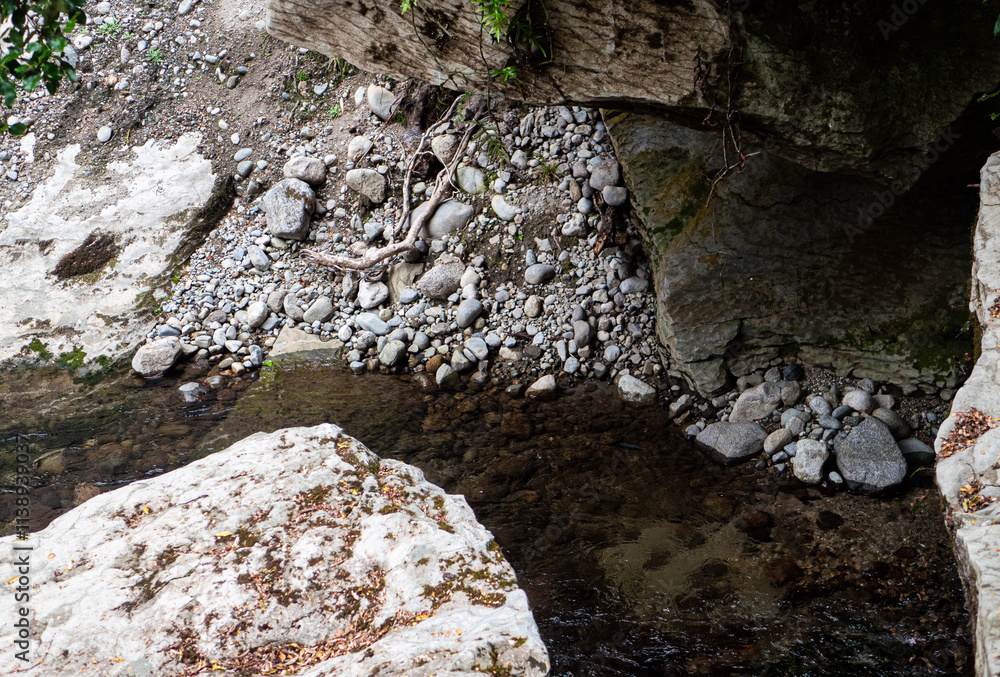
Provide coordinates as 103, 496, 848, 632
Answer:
408, 199, 474, 240
842, 388, 874, 413
303, 296, 335, 323
247, 301, 269, 329
695, 421, 767, 465
525, 264, 556, 285
589, 159, 621, 191
283, 155, 327, 186
526, 374, 557, 400
262, 178, 315, 240
456, 299, 483, 328
345, 168, 388, 203
355, 312, 389, 336
456, 165, 487, 194
430, 134, 459, 165
0, 424, 549, 676
417, 256, 465, 299
833, 417, 908, 494
283, 293, 305, 321
347, 135, 373, 162
131, 337, 182, 377
366, 83, 396, 120
730, 382, 783, 422
764, 428, 795, 455
871, 407, 912, 440
379, 339, 407, 367
358, 280, 389, 309
898, 438, 935, 466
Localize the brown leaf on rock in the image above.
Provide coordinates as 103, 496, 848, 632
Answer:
939, 408, 997, 459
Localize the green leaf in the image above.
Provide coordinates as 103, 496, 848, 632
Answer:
0, 80, 16, 107
22, 72, 41, 91
8, 123, 28, 136
994, 13, 1000, 36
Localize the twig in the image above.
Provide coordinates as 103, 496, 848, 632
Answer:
301, 124, 476, 272
390, 95, 465, 243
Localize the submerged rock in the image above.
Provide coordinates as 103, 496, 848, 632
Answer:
695, 421, 767, 465
793, 439, 830, 484
0, 424, 549, 676
617, 374, 657, 406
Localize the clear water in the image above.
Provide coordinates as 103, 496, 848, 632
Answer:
0, 358, 972, 675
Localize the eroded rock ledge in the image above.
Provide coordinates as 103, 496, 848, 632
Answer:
265, 0, 1000, 183
936, 151, 1000, 677
0, 423, 549, 676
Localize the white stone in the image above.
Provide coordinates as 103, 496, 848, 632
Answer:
0, 425, 550, 676
0, 135, 214, 364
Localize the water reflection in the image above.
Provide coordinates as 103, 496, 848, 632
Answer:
0, 358, 972, 675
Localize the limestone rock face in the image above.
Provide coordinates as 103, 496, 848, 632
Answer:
265, 0, 1000, 183
607, 112, 970, 396
936, 152, 1000, 677
0, 424, 549, 676
0, 134, 218, 365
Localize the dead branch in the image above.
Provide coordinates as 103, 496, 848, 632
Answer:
301, 111, 476, 273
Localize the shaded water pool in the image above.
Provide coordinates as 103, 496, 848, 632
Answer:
0, 359, 972, 675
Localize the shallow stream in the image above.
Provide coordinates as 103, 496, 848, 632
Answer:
0, 358, 972, 675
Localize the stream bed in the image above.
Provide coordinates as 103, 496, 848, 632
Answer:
0, 358, 972, 676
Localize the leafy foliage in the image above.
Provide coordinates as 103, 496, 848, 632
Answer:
0, 0, 86, 134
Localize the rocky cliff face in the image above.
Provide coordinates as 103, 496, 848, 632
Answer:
607, 112, 974, 395
266, 0, 1000, 183
936, 152, 1000, 677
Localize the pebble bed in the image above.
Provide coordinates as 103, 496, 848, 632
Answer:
144, 88, 665, 393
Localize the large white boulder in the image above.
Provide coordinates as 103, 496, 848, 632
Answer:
0, 424, 549, 676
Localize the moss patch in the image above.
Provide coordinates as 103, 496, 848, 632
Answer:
52, 231, 121, 280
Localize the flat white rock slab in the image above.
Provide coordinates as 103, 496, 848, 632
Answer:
0, 133, 215, 364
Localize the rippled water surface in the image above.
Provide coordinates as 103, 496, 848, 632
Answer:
0, 359, 972, 675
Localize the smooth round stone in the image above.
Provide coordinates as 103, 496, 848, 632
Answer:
247, 244, 270, 270
465, 337, 489, 361
456, 299, 483, 329
379, 340, 407, 367
436, 363, 460, 388
602, 185, 628, 207
619, 276, 648, 294
97, 126, 113, 143
817, 414, 842, 430
399, 287, 419, 304
234, 148, 253, 161
808, 396, 832, 417
524, 295, 543, 318
842, 389, 874, 413
831, 405, 852, 420
524, 264, 556, 285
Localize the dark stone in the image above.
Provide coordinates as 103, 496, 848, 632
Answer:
833, 417, 907, 494
782, 364, 805, 381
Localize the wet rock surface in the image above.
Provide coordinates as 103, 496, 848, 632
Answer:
0, 363, 973, 675
936, 152, 1000, 677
